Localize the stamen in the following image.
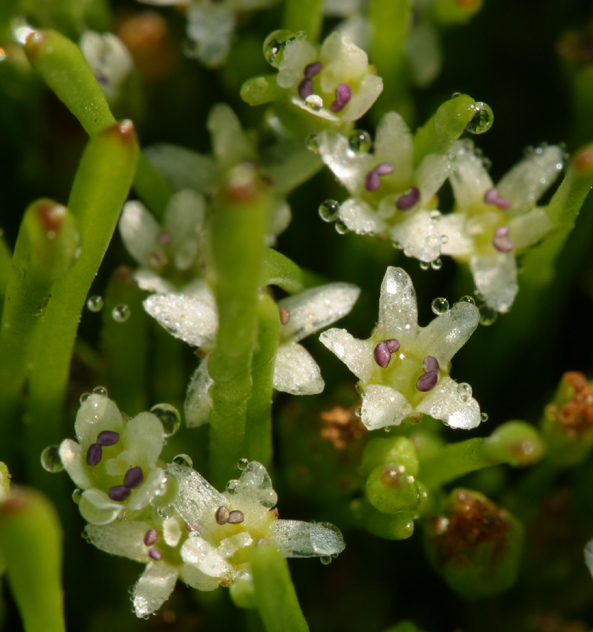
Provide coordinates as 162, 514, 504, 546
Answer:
108, 485, 131, 501
124, 466, 144, 489
148, 548, 162, 561
484, 187, 511, 210
86, 443, 102, 467
422, 356, 439, 373
492, 225, 515, 252
144, 529, 158, 546
298, 78, 314, 100
215, 506, 230, 525
257, 538, 270, 545
97, 430, 120, 446
228, 510, 245, 524
395, 187, 420, 211
364, 162, 394, 193
417, 371, 438, 392
330, 83, 352, 113
279, 306, 290, 325
373, 339, 400, 368
304, 61, 322, 79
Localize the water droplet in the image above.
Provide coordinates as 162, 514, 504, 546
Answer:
335, 221, 349, 235
441, 235, 449, 244
474, 289, 484, 301
304, 94, 323, 111
263, 30, 302, 67
112, 304, 130, 323
431, 258, 443, 270
355, 407, 362, 417
348, 129, 372, 154
479, 304, 498, 326
451, 92, 462, 98
429, 210, 441, 220
393, 240, 403, 250
459, 295, 475, 305
226, 479, 238, 494
431, 297, 450, 315
419, 261, 430, 271
173, 454, 193, 468
237, 458, 249, 471
92, 386, 108, 397
319, 200, 340, 222
72, 489, 83, 504
41, 445, 63, 473
80, 392, 91, 404
81, 527, 91, 542
482, 157, 492, 169
86, 296, 103, 312
456, 382, 473, 403
156, 505, 175, 519
480, 412, 489, 422
150, 403, 181, 437
305, 133, 320, 153
465, 102, 494, 134
320, 555, 332, 565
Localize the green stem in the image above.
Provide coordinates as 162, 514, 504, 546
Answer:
282, 0, 324, 43
421, 438, 490, 488
251, 544, 309, 632
150, 322, 187, 410
0, 232, 12, 314
262, 248, 305, 294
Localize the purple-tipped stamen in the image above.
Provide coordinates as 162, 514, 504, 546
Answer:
492, 225, 515, 253
484, 187, 511, 210
144, 529, 158, 546
373, 339, 401, 368
108, 485, 131, 501
417, 371, 438, 392
304, 61, 323, 79
422, 356, 439, 373
215, 506, 230, 525
124, 466, 144, 489
330, 83, 352, 113
228, 510, 245, 524
298, 78, 314, 100
148, 548, 162, 561
97, 430, 120, 446
365, 162, 394, 192
86, 443, 102, 467
395, 187, 420, 211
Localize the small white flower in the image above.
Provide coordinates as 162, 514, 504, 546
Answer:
320, 267, 482, 431
441, 140, 564, 312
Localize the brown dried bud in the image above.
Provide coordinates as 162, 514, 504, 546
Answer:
321, 405, 367, 450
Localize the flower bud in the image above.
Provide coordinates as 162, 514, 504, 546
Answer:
366, 465, 420, 514
361, 437, 419, 481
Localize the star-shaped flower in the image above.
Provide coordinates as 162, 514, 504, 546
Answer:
320, 267, 482, 431
441, 140, 565, 312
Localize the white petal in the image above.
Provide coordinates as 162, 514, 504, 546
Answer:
390, 210, 445, 263
509, 208, 554, 250
59, 439, 92, 489
320, 32, 368, 92
376, 267, 419, 341
416, 301, 480, 366
179, 564, 219, 591
163, 517, 183, 547
128, 467, 167, 511
132, 562, 179, 618
231, 461, 278, 509
339, 198, 386, 235
119, 201, 161, 267
273, 342, 324, 395
374, 112, 413, 186
207, 104, 254, 170
416, 154, 451, 202
277, 39, 317, 88
74, 394, 124, 449
360, 384, 413, 430
317, 132, 372, 196
470, 253, 518, 313
278, 283, 360, 342
406, 22, 442, 88
181, 536, 232, 578
449, 141, 493, 209
185, 359, 213, 428
268, 520, 345, 557
85, 521, 151, 563
134, 270, 175, 294
186, 5, 234, 68
143, 291, 218, 348
340, 73, 383, 122
439, 212, 474, 257
331, 15, 370, 51
416, 376, 481, 430
218, 532, 253, 558
144, 144, 217, 193
79, 489, 122, 525
319, 328, 374, 382
268, 199, 292, 243
164, 189, 205, 270
124, 412, 165, 468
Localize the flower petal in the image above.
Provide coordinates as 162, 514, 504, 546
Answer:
134, 270, 175, 294
229, 461, 278, 509
449, 141, 493, 210
320, 32, 368, 92
74, 394, 124, 449
207, 104, 255, 170
59, 439, 92, 489
119, 201, 161, 267
268, 520, 345, 557
185, 358, 214, 428
415, 376, 481, 429
339, 198, 386, 235
132, 562, 179, 618
181, 536, 232, 578
416, 154, 451, 202
317, 132, 373, 196
124, 412, 165, 468
340, 73, 383, 122
360, 384, 413, 430
144, 144, 217, 193
277, 39, 317, 89
439, 212, 474, 257
164, 189, 205, 270
179, 565, 219, 591
373, 111, 413, 186
390, 210, 445, 263
273, 342, 324, 395
509, 208, 554, 250
319, 328, 374, 382
186, 5, 234, 68
79, 489, 123, 525
376, 267, 419, 341
85, 521, 151, 563
470, 252, 518, 313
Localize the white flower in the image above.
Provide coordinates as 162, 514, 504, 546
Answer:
320, 267, 482, 431
85, 460, 345, 617
441, 140, 564, 312
79, 31, 134, 105
58, 394, 168, 525
317, 111, 453, 262
143, 282, 360, 426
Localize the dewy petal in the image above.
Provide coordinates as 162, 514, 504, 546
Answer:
278, 283, 360, 343
376, 267, 419, 342
128, 467, 166, 511
79, 489, 123, 525
416, 376, 481, 430
319, 328, 375, 383
143, 290, 218, 348
207, 104, 255, 171
373, 112, 413, 186
59, 439, 93, 489
273, 342, 325, 395
320, 32, 368, 92
339, 198, 386, 235
164, 189, 205, 267
339, 74, 383, 122
186, 5, 234, 68
269, 520, 345, 557
416, 302, 480, 366
470, 252, 518, 313
416, 154, 452, 202
229, 461, 278, 510
218, 532, 253, 559
181, 536, 232, 578
185, 358, 214, 428
144, 144, 217, 193
85, 521, 151, 563
179, 564, 219, 591
497, 145, 564, 213
74, 394, 125, 449
124, 412, 165, 468
317, 131, 373, 196
132, 562, 179, 618
119, 201, 162, 267
134, 270, 175, 294
390, 210, 444, 263
276, 39, 317, 89
449, 141, 494, 209
360, 384, 414, 430
509, 208, 554, 250
439, 213, 474, 257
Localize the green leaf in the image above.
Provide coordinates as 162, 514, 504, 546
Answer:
262, 249, 305, 294
282, 0, 324, 44
241, 74, 286, 106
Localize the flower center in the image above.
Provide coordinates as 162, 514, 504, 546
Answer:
365, 163, 395, 192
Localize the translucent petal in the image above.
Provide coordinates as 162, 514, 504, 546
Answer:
278, 283, 360, 342
339, 198, 385, 235
273, 342, 324, 395
163, 517, 183, 547
59, 439, 92, 489
186, 5, 234, 68
268, 520, 345, 557
132, 562, 179, 618
229, 461, 278, 509
374, 112, 413, 185
277, 39, 317, 89
124, 412, 165, 468
416, 376, 481, 430
449, 141, 493, 209
143, 291, 218, 348
320, 32, 368, 92
74, 394, 124, 449
79, 489, 122, 525
119, 201, 161, 267
390, 210, 445, 263
144, 144, 217, 193
134, 270, 174, 294
376, 267, 419, 341
340, 74, 383, 122
332, 15, 370, 51
317, 132, 372, 196
584, 539, 593, 576
497, 145, 564, 213
406, 22, 442, 88
179, 564, 219, 591
218, 532, 253, 558
416, 302, 480, 366
510, 208, 554, 250
207, 104, 254, 171
319, 328, 374, 382
360, 384, 413, 430
439, 212, 474, 257
181, 536, 232, 578
128, 467, 166, 511
185, 359, 213, 428
416, 154, 452, 202
470, 253, 518, 313
85, 521, 150, 563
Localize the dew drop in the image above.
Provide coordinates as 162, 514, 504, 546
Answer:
237, 458, 249, 471
80, 392, 91, 404
263, 29, 301, 67
335, 221, 349, 235
41, 445, 63, 473
226, 479, 238, 494
451, 92, 462, 98
86, 296, 104, 312
112, 304, 130, 323
320, 555, 332, 565
456, 382, 473, 402
431, 297, 450, 315
479, 304, 498, 326
348, 129, 372, 154
420, 261, 430, 271
156, 505, 175, 519
319, 200, 340, 222
304, 94, 323, 111
429, 210, 441, 220
305, 133, 320, 153
480, 412, 489, 422
173, 454, 193, 468
92, 386, 108, 397
459, 295, 475, 305
441, 235, 449, 244
81, 527, 91, 542
72, 489, 83, 504
465, 102, 494, 134
431, 258, 443, 270
482, 157, 492, 169
150, 403, 181, 437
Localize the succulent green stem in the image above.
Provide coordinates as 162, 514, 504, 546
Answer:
282, 0, 324, 44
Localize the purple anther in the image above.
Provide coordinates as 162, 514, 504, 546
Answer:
417, 371, 438, 392
330, 83, 352, 113
373, 339, 400, 368
215, 506, 230, 525
375, 162, 394, 176
148, 548, 162, 561
124, 466, 144, 489
492, 225, 515, 253
395, 187, 420, 211
365, 162, 394, 192
298, 78, 314, 100
304, 61, 322, 79
227, 510, 245, 524
86, 443, 102, 467
144, 529, 158, 546
484, 187, 511, 210
108, 485, 131, 501
97, 430, 120, 446
422, 356, 439, 373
